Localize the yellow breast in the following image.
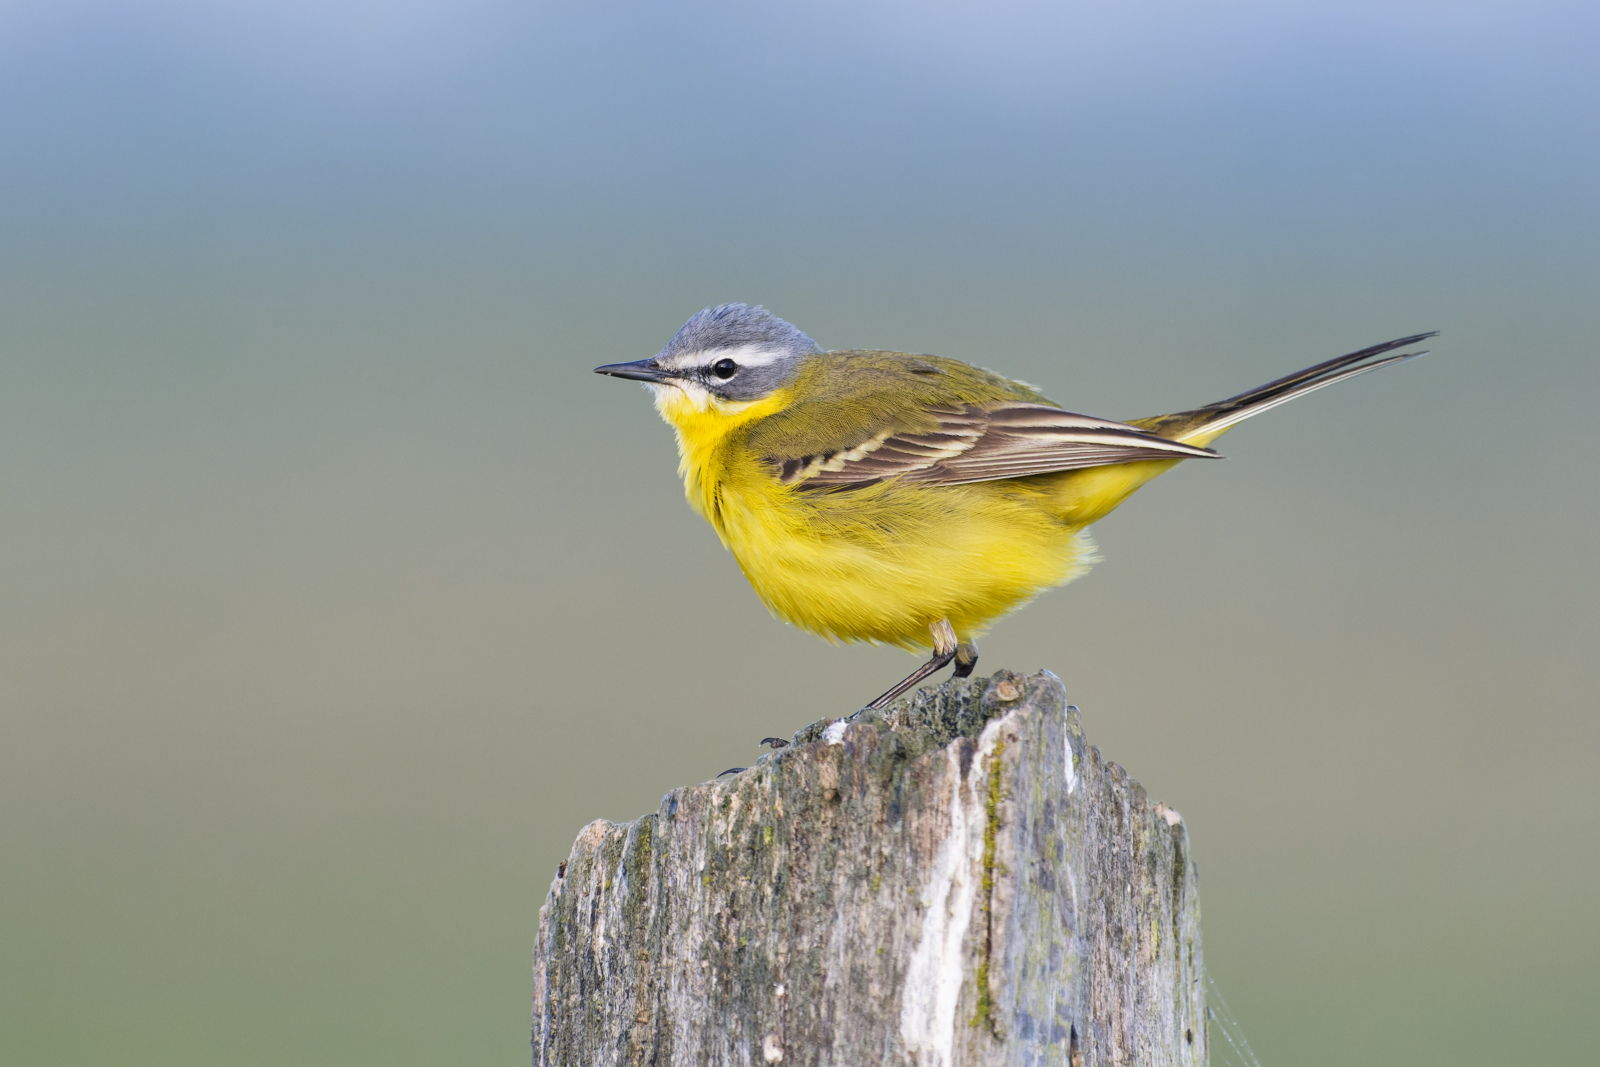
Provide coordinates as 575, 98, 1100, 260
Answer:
655, 387, 1113, 651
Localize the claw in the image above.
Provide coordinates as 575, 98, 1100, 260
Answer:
952, 641, 979, 679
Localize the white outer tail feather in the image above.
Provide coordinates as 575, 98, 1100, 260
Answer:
1183, 348, 1429, 442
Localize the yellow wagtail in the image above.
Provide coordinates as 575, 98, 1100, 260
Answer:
596, 306, 1432, 709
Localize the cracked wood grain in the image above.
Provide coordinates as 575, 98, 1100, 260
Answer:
532, 669, 1204, 1066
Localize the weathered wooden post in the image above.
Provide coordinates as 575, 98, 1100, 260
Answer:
532, 669, 1204, 1066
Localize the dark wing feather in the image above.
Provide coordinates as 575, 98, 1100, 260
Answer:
772, 402, 1218, 489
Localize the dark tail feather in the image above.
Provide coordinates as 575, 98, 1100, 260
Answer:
1212, 331, 1437, 410
1142, 332, 1436, 442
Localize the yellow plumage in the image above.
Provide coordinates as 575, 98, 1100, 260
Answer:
598, 306, 1431, 704
656, 358, 1198, 653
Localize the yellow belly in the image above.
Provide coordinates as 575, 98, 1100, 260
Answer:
716, 475, 1101, 650
655, 385, 1186, 652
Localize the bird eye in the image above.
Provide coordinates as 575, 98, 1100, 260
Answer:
711, 358, 738, 380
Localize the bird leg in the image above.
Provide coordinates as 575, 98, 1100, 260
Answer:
866, 619, 961, 710
952, 641, 979, 678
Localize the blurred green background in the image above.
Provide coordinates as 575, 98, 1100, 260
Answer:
2, 2, 1596, 1064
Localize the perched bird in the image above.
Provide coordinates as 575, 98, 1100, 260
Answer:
596, 306, 1432, 709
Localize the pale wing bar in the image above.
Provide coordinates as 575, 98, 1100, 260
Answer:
775, 403, 1218, 489
900, 404, 1218, 485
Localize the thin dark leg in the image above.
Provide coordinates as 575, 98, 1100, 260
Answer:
865, 618, 962, 710
951, 641, 979, 678
865, 647, 957, 709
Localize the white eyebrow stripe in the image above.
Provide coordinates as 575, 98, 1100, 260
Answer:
655, 344, 793, 372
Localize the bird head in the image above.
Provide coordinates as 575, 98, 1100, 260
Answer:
594, 304, 819, 412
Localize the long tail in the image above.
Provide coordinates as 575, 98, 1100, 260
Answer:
1135, 332, 1437, 447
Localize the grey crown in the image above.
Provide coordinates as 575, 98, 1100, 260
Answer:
658, 304, 820, 402
660, 304, 819, 363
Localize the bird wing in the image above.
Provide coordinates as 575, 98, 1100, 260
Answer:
770, 401, 1220, 489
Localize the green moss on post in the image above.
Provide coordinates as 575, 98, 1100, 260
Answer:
972, 735, 1004, 1034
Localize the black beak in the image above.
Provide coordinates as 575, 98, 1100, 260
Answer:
594, 359, 673, 383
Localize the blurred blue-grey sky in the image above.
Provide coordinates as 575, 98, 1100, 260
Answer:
5, 1, 1596, 245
